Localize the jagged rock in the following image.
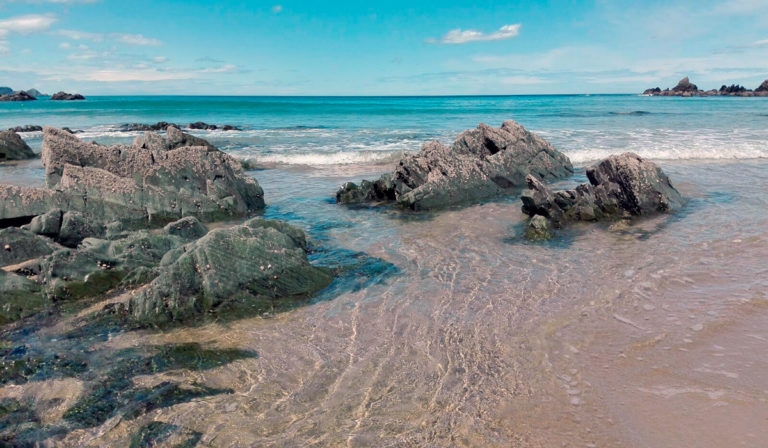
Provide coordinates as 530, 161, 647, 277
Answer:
0, 131, 36, 162
0, 228, 57, 267
672, 77, 699, 92
50, 92, 85, 101
755, 80, 768, 93
0, 185, 69, 226
128, 218, 333, 325
0, 87, 12, 95
39, 126, 264, 224
7, 125, 42, 133
336, 120, 573, 210
643, 87, 661, 95
521, 153, 683, 236
0, 92, 36, 102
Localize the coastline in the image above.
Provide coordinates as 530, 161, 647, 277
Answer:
1, 95, 767, 446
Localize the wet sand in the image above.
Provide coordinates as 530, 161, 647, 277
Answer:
1, 159, 767, 447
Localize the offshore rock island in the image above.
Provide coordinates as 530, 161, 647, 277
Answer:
644, 76, 768, 97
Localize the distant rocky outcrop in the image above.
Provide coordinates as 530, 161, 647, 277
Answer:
643, 77, 768, 97
336, 120, 573, 210
7, 125, 43, 133
50, 91, 85, 101
24, 89, 47, 98
0, 87, 12, 95
188, 121, 241, 131
520, 153, 684, 239
0, 91, 36, 102
0, 130, 36, 162
120, 122, 241, 132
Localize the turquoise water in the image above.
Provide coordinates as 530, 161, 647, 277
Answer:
3, 95, 767, 166
3, 96, 768, 446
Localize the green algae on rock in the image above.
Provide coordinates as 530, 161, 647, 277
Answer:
129, 218, 334, 325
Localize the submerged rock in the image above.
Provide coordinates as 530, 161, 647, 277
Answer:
0, 131, 36, 161
50, 92, 85, 101
129, 218, 333, 325
336, 120, 573, 210
521, 153, 683, 236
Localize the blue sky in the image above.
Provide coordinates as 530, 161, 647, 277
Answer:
1, 0, 767, 95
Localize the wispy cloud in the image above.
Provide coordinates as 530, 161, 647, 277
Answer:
75, 68, 194, 82
271, 5, 283, 13
198, 64, 237, 73
427, 24, 521, 44
113, 33, 161, 46
55, 29, 161, 45
754, 38, 768, 47
0, 14, 58, 52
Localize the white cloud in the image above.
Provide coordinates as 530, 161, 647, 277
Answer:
272, 5, 283, 13
0, 14, 58, 34
59, 41, 71, 49
428, 24, 521, 44
113, 33, 161, 46
0, 14, 57, 53
153, 56, 168, 63
754, 38, 768, 47
76, 69, 194, 82
55, 30, 160, 45
198, 64, 237, 73
55, 29, 104, 41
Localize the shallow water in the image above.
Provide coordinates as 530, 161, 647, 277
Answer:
1, 96, 768, 446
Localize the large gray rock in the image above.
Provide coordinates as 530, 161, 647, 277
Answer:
0, 130, 35, 161
756, 79, 768, 93
35, 126, 264, 225
128, 218, 333, 325
521, 153, 684, 232
50, 92, 85, 101
336, 120, 573, 210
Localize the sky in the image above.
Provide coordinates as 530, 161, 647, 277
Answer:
0, 0, 767, 95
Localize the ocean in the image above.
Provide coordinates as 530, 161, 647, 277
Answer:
1, 95, 768, 446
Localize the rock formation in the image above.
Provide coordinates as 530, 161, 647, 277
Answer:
0, 91, 36, 102
24, 89, 47, 97
520, 153, 683, 237
50, 92, 85, 101
336, 120, 573, 210
0, 131, 36, 161
643, 77, 768, 97
128, 218, 333, 324
7, 125, 43, 133
0, 126, 264, 227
